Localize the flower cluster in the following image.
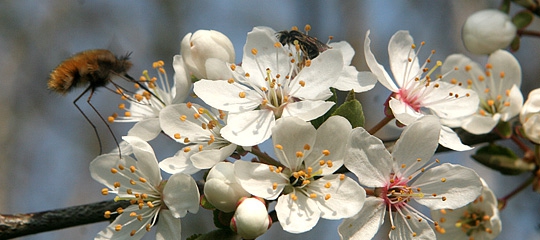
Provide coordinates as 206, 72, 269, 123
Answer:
84, 21, 538, 240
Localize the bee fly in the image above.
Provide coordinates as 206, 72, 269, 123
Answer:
48, 49, 163, 154
277, 29, 331, 59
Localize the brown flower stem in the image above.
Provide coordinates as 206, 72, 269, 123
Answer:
368, 115, 394, 135
498, 175, 534, 210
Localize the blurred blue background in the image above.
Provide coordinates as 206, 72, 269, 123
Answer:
1, 1, 539, 239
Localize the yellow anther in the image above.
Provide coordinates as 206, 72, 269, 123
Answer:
478, 75, 485, 81
274, 42, 282, 48
134, 94, 143, 102
272, 182, 278, 190
104, 211, 111, 218
124, 111, 131, 117
339, 174, 345, 181
401, 164, 407, 168
299, 80, 306, 87
174, 133, 181, 139
139, 177, 147, 183
126, 189, 133, 194
411, 44, 416, 49
325, 194, 331, 200
147, 201, 155, 208
290, 194, 298, 201
184, 147, 191, 153
303, 144, 311, 150
302, 180, 310, 185
101, 188, 109, 195
275, 144, 283, 150
450, 78, 457, 84
487, 100, 495, 106
111, 168, 118, 174
296, 151, 304, 158
239, 91, 246, 98
198, 145, 203, 151
251, 48, 258, 55
326, 160, 333, 168
179, 115, 187, 121
305, 60, 312, 67
115, 224, 122, 231
107, 116, 115, 123
324, 182, 332, 188
442, 196, 447, 201
230, 64, 236, 71
130, 179, 136, 185
129, 166, 136, 173
114, 182, 121, 188
310, 193, 317, 198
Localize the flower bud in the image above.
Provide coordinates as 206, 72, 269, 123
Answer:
462, 9, 516, 54
204, 162, 250, 213
230, 197, 271, 239
520, 89, 540, 144
181, 29, 235, 79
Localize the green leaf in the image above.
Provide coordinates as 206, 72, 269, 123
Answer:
495, 121, 513, 138
331, 90, 365, 128
512, 10, 534, 29
310, 88, 338, 129
472, 144, 535, 175
499, 0, 511, 13
194, 229, 240, 240
213, 210, 235, 229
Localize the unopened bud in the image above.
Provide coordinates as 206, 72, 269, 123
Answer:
230, 197, 272, 239
204, 162, 251, 212
462, 9, 516, 54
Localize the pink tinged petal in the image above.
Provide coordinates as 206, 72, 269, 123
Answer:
127, 118, 162, 141
190, 143, 236, 169
90, 154, 138, 191
413, 163, 482, 210
424, 82, 480, 119
281, 100, 335, 121
193, 80, 261, 113
221, 110, 274, 146
243, 27, 291, 88
309, 175, 366, 219
389, 98, 423, 125
159, 149, 199, 175
272, 117, 316, 170
338, 197, 386, 240
156, 210, 182, 240
333, 67, 377, 93
95, 205, 154, 240
306, 116, 352, 174
389, 209, 436, 240
163, 173, 200, 218
234, 161, 286, 200
290, 50, 343, 100
364, 30, 399, 92
345, 127, 392, 187
172, 55, 191, 103
501, 84, 523, 121
122, 136, 162, 184
393, 115, 440, 177
388, 30, 420, 89
461, 114, 500, 135
488, 50, 522, 90
275, 192, 321, 234
439, 126, 472, 151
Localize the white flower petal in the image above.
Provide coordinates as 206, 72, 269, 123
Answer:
282, 100, 335, 121
338, 197, 386, 240
234, 161, 286, 200
329, 41, 354, 64
156, 210, 182, 240
122, 136, 161, 183
425, 82, 479, 119
345, 127, 392, 187
389, 209, 436, 240
413, 163, 482, 210
310, 175, 365, 219
221, 110, 275, 146
193, 79, 261, 113
275, 192, 321, 234
461, 114, 500, 134
127, 118, 162, 141
95, 205, 154, 240
159, 149, 199, 175
191, 143, 236, 169
364, 30, 399, 92
90, 154, 138, 192
501, 84, 523, 121
290, 49, 343, 100
204, 58, 234, 80
272, 117, 316, 170
488, 50, 521, 90
333, 66, 377, 93
172, 55, 191, 103
439, 126, 472, 151
393, 116, 440, 177
306, 116, 351, 174
388, 30, 420, 89
162, 173, 200, 218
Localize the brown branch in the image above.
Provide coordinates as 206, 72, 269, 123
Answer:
0, 200, 130, 239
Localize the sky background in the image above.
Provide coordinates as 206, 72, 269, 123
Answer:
1, 1, 539, 239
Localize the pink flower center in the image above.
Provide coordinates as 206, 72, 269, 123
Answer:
396, 89, 422, 112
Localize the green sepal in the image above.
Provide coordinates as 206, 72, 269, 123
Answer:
331, 90, 365, 128
310, 88, 338, 129
512, 10, 534, 29
510, 35, 521, 51
495, 121, 513, 138
499, 0, 511, 13
213, 209, 235, 229
472, 143, 535, 175
200, 194, 216, 210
